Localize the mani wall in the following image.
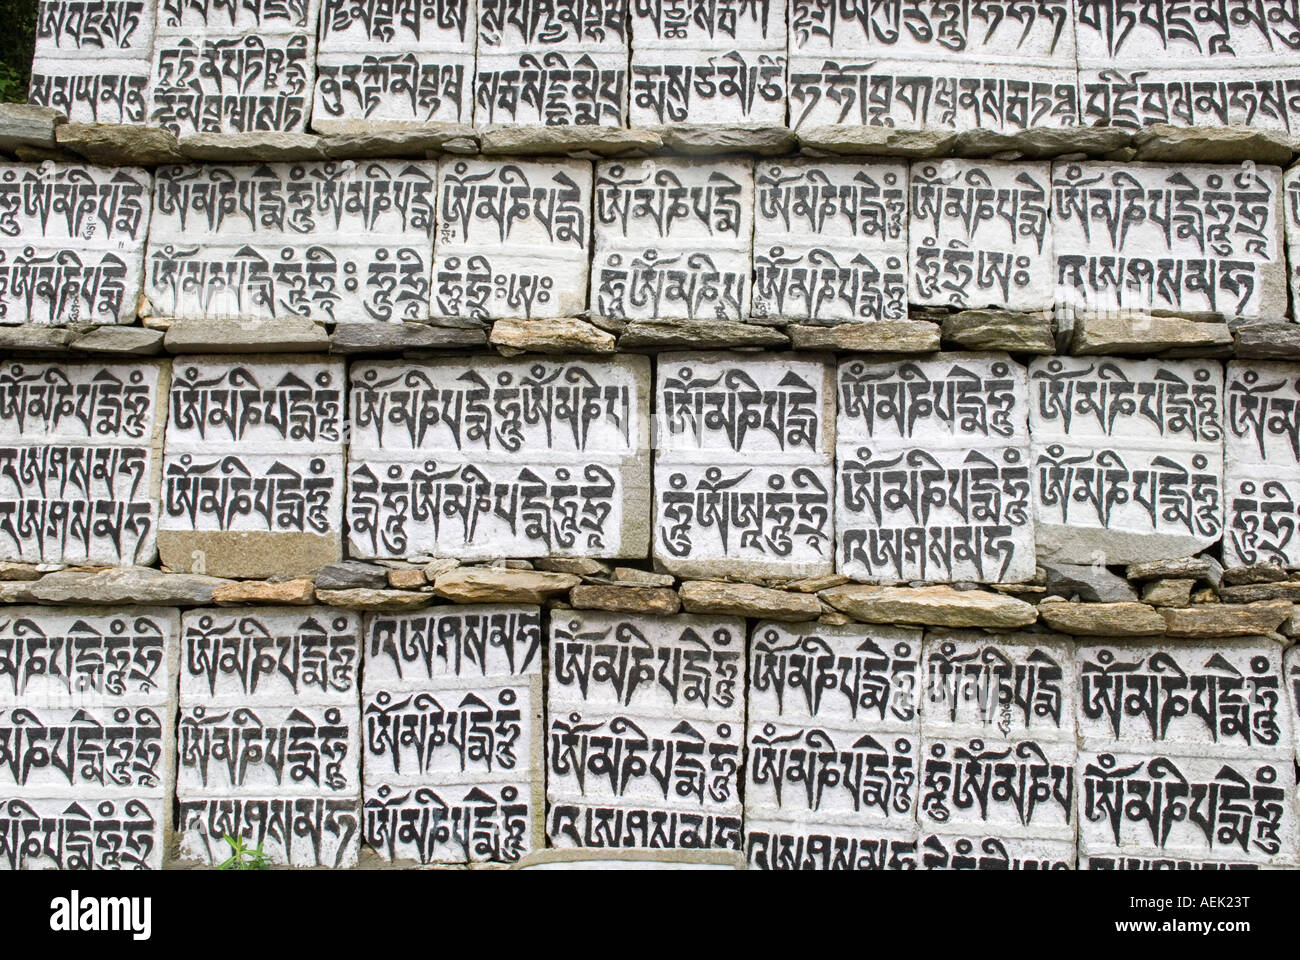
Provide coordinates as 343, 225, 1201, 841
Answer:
3, 0, 1300, 873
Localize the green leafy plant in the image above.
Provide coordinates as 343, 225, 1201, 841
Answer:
216, 834, 271, 870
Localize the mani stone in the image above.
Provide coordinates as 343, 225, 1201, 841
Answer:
432, 568, 580, 604
940, 311, 1056, 354
818, 585, 1037, 629
1069, 315, 1234, 355
315, 561, 390, 590
1036, 599, 1166, 637
211, 578, 316, 605
1040, 563, 1138, 603
157, 357, 347, 579
490, 318, 616, 355
1159, 601, 1293, 638
29, 567, 232, 606
787, 320, 941, 353
569, 585, 682, 617
619, 319, 790, 350
0, 104, 63, 152
678, 581, 823, 622
1029, 356, 1226, 566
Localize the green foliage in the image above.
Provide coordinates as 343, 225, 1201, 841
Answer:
217, 834, 272, 871
0, 0, 37, 104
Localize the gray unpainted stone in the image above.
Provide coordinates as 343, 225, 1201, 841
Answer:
55, 124, 185, 165
619, 318, 789, 350
490, 318, 615, 355
1126, 556, 1223, 587
0, 103, 64, 152
1071, 315, 1234, 355
797, 124, 957, 157
70, 326, 166, 355
163, 318, 330, 353
1041, 562, 1139, 603
479, 125, 662, 156
1233, 320, 1300, 359
1221, 562, 1288, 586
655, 124, 796, 155
29, 567, 230, 605
0, 326, 74, 353
955, 126, 1134, 159
1131, 125, 1295, 166
312, 121, 478, 158
330, 322, 487, 354
788, 321, 940, 353
178, 133, 328, 162
1036, 523, 1217, 568
941, 311, 1055, 354
315, 561, 390, 590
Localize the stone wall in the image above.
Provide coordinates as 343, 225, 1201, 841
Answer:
1, 0, 1300, 872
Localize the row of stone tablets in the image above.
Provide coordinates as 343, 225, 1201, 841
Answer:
3, 157, 1297, 326
25, 0, 1300, 134
7, 351, 1300, 579
4, 605, 1296, 868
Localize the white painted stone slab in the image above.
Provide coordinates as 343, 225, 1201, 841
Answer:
154, 0, 319, 34
1288, 646, 1299, 765
314, 52, 474, 123
0, 163, 153, 325
1224, 473, 1300, 568
179, 607, 361, 707
177, 795, 361, 867
629, 50, 787, 125
0, 360, 163, 445
1029, 355, 1225, 566
0, 704, 167, 794
752, 158, 907, 324
362, 682, 535, 783
432, 158, 591, 320
1078, 750, 1299, 868
1082, 854, 1263, 870
1051, 161, 1288, 320
160, 451, 344, 533
349, 356, 646, 459
592, 247, 751, 321
0, 606, 177, 708
547, 708, 743, 810
477, 0, 628, 51
166, 358, 345, 455
28, 58, 151, 124
475, 51, 627, 126
365, 779, 538, 863
745, 820, 918, 869
919, 833, 1074, 870
318, 0, 475, 50
1074, 2, 1300, 69
148, 33, 317, 134
909, 159, 1053, 312
348, 456, 644, 559
654, 460, 835, 579
789, 0, 1076, 62
34, 0, 157, 59
787, 57, 1078, 131
918, 736, 1076, 840
1079, 66, 1300, 133
633, 0, 786, 51
550, 611, 743, 720
657, 352, 835, 464
150, 161, 438, 243
921, 630, 1075, 743
177, 702, 359, 795
747, 722, 920, 826
548, 801, 742, 850
0, 796, 165, 870
145, 242, 433, 323
1077, 640, 1292, 758
364, 606, 543, 685
749, 620, 921, 728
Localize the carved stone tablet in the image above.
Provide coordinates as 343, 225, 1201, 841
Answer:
1287, 169, 1299, 315
591, 158, 754, 323
1029, 356, 1225, 566
158, 357, 345, 578
0, 606, 178, 871
176, 606, 363, 868
919, 833, 1074, 870
1078, 750, 1299, 867
1224, 360, 1300, 566
431, 158, 592, 320
745, 821, 917, 870
630, 49, 787, 126
655, 351, 836, 580
0, 163, 153, 326
752, 158, 907, 324
836, 353, 1035, 584
1287, 646, 1299, 765
1080, 67, 1300, 133
148, 0, 320, 134
1076, 639, 1292, 759
27, 0, 155, 123
314, 0, 475, 125
0, 360, 167, 566
909, 160, 1053, 312
347, 355, 650, 560
363, 605, 543, 864
1051, 161, 1288, 321
145, 161, 436, 324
